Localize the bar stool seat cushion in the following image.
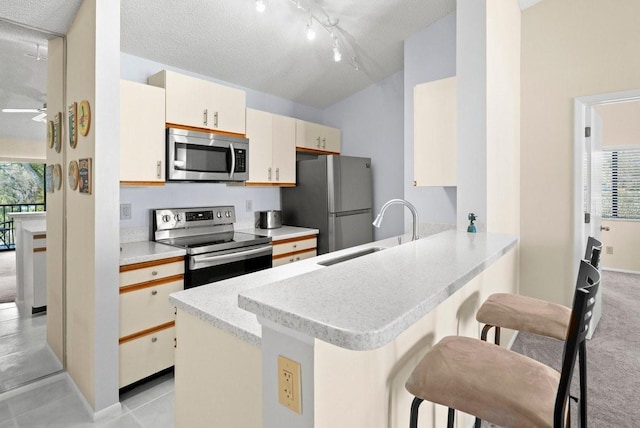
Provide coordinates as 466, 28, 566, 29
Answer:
476, 293, 571, 340
405, 336, 560, 428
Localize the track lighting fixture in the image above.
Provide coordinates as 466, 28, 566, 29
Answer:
306, 18, 316, 41
255, 0, 359, 70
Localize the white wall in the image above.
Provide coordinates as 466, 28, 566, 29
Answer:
119, 53, 324, 234
323, 71, 405, 240
403, 12, 457, 231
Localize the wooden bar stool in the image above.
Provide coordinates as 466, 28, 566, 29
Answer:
405, 259, 600, 428
475, 237, 601, 426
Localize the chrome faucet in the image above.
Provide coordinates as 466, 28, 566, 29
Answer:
372, 199, 419, 241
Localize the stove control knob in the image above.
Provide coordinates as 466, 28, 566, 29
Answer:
174, 213, 182, 222
225, 211, 231, 218
162, 214, 171, 223
216, 211, 222, 219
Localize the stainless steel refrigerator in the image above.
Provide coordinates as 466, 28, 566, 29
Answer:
281, 155, 373, 255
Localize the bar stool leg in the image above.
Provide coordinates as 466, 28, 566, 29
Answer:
409, 397, 423, 428
579, 341, 587, 427
480, 325, 501, 345
474, 416, 482, 427
447, 408, 455, 428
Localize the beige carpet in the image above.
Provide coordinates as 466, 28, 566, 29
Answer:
0, 250, 16, 303
483, 270, 640, 427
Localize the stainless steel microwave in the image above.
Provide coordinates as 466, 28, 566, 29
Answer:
166, 127, 249, 182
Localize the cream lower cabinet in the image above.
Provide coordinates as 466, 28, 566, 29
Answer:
148, 69, 246, 135
295, 119, 341, 154
272, 235, 317, 267
119, 256, 184, 388
413, 76, 457, 187
120, 80, 166, 186
245, 108, 295, 186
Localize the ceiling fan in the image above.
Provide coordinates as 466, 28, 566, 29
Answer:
1, 103, 47, 123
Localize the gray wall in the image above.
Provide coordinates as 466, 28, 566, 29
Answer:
403, 12, 457, 227
323, 71, 404, 240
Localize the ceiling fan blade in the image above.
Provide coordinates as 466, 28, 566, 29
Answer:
32, 112, 47, 122
2, 108, 41, 113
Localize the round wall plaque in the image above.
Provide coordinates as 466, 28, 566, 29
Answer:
52, 164, 62, 190
78, 100, 91, 136
68, 160, 79, 190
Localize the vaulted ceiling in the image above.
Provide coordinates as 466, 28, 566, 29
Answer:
0, 0, 541, 143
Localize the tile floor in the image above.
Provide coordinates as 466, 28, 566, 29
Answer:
0, 371, 175, 427
0, 302, 63, 394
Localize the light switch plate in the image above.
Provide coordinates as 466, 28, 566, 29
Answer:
120, 203, 132, 220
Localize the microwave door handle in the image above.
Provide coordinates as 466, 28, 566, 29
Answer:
229, 142, 235, 180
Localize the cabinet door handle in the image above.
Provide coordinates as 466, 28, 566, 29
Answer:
268, 167, 272, 181
289, 258, 294, 262
276, 167, 279, 181
316, 136, 321, 148
292, 244, 297, 248
151, 290, 158, 296
322, 137, 326, 149
214, 111, 219, 128
151, 270, 158, 276
203, 109, 208, 126
156, 161, 162, 179
295, 256, 300, 261
151, 337, 158, 343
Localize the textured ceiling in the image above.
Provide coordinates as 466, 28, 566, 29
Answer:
0, 0, 541, 143
120, 0, 457, 108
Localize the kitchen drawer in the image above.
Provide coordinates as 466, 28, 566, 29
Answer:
120, 279, 183, 338
119, 257, 184, 288
119, 325, 175, 388
273, 249, 317, 267
272, 236, 317, 257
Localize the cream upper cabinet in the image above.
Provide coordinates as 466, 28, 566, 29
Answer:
120, 80, 166, 185
271, 114, 296, 184
246, 108, 295, 186
295, 119, 341, 154
413, 76, 457, 187
148, 70, 246, 134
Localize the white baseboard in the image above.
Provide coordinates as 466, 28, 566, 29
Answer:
66, 373, 123, 422
0, 371, 66, 402
602, 267, 640, 275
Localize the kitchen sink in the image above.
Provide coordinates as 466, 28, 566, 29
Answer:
317, 246, 387, 267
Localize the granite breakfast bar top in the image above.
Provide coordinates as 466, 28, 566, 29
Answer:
238, 230, 517, 350
169, 230, 517, 350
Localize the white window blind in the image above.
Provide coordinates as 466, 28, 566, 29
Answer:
601, 147, 640, 219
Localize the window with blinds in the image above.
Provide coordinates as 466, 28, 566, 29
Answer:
601, 147, 640, 219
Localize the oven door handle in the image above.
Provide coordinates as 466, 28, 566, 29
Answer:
190, 245, 272, 270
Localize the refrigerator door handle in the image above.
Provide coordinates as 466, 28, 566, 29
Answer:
332, 209, 372, 217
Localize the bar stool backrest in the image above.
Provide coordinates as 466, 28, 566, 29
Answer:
554, 260, 601, 427
584, 236, 603, 268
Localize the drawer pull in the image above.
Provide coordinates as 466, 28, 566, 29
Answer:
151, 270, 158, 276
295, 256, 300, 261
289, 258, 294, 262
151, 337, 158, 343
292, 244, 297, 248
151, 290, 158, 296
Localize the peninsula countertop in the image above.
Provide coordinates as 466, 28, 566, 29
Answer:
238, 230, 517, 350
170, 230, 517, 349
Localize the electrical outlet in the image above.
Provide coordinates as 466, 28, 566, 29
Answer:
278, 355, 302, 414
120, 203, 132, 220
606, 246, 613, 255
246, 200, 253, 212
